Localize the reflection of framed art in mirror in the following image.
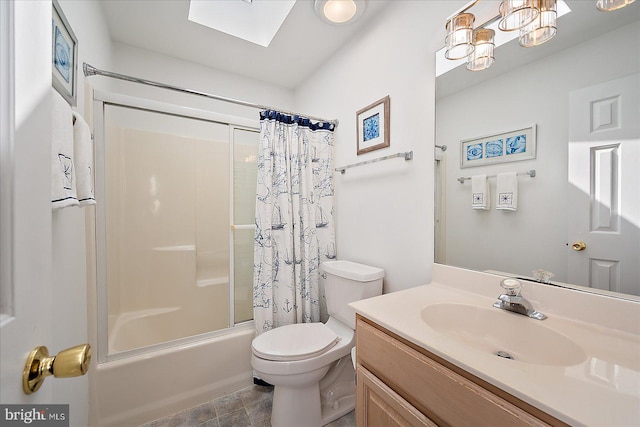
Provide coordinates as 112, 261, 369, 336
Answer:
460, 124, 536, 168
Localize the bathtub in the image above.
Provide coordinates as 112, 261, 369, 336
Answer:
89, 323, 255, 427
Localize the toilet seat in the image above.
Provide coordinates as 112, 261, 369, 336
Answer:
252, 323, 340, 361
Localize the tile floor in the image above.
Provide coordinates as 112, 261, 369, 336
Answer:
140, 384, 355, 427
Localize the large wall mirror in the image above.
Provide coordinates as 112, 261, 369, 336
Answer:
435, 1, 640, 299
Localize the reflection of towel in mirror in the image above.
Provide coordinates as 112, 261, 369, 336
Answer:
497, 172, 518, 211
72, 112, 96, 206
471, 174, 489, 210
51, 89, 79, 209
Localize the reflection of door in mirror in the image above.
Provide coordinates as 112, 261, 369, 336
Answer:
568, 73, 640, 295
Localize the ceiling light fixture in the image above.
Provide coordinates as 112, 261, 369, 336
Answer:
519, 0, 557, 47
596, 0, 636, 11
498, 0, 539, 31
441, 0, 574, 72
467, 28, 495, 71
314, 0, 366, 25
445, 13, 476, 60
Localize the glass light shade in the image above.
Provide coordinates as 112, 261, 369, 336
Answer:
467, 28, 495, 71
519, 0, 557, 47
445, 13, 475, 60
596, 0, 636, 11
322, 0, 357, 23
498, 0, 539, 31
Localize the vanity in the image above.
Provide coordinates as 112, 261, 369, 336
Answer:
350, 264, 640, 426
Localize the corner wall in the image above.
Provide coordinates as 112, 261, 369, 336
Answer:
295, 2, 458, 293
52, 1, 113, 425
110, 42, 295, 120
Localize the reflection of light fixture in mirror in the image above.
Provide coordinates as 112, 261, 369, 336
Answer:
596, 0, 636, 11
314, 0, 366, 24
467, 28, 495, 71
520, 0, 557, 47
498, 0, 540, 31
445, 13, 475, 60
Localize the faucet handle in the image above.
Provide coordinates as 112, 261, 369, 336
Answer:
500, 278, 522, 296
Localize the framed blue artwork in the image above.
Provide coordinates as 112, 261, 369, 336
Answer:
356, 96, 390, 155
52, 0, 77, 106
460, 124, 536, 168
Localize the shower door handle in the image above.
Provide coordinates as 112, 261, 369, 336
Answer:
23, 344, 91, 394
230, 224, 256, 230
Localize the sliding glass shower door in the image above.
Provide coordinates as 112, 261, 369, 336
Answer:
95, 96, 258, 358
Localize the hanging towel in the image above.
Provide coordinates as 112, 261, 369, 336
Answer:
72, 112, 96, 206
471, 174, 490, 210
51, 89, 79, 209
496, 172, 518, 211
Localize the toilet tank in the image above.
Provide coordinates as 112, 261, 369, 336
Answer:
321, 260, 384, 330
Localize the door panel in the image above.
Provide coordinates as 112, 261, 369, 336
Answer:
568, 73, 640, 295
1, 4, 89, 426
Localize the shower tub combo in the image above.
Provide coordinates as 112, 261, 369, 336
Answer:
89, 91, 259, 426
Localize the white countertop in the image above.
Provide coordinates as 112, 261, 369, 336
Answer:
350, 266, 640, 427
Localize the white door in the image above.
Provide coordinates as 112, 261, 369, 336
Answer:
1, 2, 89, 425
567, 73, 640, 295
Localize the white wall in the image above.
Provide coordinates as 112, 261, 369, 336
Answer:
110, 42, 294, 121
295, 2, 460, 293
51, 1, 113, 425
437, 21, 640, 282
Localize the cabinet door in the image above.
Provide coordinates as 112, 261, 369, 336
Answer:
357, 365, 437, 427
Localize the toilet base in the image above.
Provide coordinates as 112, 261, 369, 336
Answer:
319, 354, 356, 425
266, 354, 356, 427
271, 381, 323, 427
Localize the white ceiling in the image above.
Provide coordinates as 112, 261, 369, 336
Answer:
98, 0, 640, 92
99, 0, 391, 89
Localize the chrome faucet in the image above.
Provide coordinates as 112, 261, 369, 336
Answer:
493, 278, 547, 320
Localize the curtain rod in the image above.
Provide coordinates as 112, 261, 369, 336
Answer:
82, 63, 338, 126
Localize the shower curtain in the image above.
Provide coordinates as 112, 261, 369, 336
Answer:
253, 110, 336, 334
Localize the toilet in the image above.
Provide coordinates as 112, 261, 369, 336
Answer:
251, 260, 384, 427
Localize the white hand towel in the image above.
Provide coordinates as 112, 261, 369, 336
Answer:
496, 172, 518, 211
51, 89, 79, 209
471, 174, 490, 210
72, 112, 96, 206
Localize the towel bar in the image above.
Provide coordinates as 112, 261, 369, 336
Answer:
458, 169, 536, 184
335, 151, 413, 174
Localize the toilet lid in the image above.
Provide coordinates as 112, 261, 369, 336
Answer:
252, 323, 340, 361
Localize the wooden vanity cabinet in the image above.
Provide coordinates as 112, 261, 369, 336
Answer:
355, 315, 569, 427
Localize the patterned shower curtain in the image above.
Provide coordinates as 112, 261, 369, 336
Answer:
253, 110, 336, 335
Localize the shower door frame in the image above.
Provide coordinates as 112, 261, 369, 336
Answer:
93, 90, 259, 363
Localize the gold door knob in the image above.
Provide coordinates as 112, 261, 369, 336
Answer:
23, 344, 91, 394
571, 241, 587, 251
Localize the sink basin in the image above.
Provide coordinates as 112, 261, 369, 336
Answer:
420, 303, 587, 366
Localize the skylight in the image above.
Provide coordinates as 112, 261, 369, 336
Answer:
188, 0, 297, 48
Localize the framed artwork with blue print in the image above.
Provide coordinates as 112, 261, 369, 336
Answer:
460, 124, 536, 168
356, 96, 390, 155
52, 0, 77, 106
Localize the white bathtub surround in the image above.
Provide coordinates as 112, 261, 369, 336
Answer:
253, 111, 336, 334
90, 325, 254, 427
350, 264, 640, 427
